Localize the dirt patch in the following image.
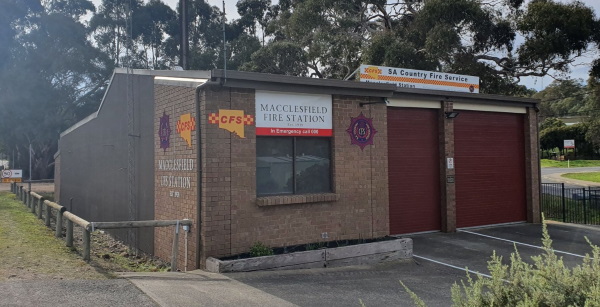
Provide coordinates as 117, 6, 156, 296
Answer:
0, 192, 169, 281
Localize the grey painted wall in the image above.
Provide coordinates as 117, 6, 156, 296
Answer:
58, 73, 155, 254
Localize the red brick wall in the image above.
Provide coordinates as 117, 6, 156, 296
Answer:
154, 84, 198, 270
199, 87, 389, 265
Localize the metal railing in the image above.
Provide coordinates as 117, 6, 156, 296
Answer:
9, 182, 192, 270
541, 183, 600, 225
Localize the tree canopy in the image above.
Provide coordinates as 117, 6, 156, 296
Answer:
1, 0, 600, 177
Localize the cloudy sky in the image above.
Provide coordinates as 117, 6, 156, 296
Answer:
90, 0, 600, 91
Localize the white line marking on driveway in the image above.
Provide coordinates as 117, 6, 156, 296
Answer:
459, 230, 588, 259
413, 255, 492, 278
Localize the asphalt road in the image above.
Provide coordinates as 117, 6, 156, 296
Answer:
223, 223, 600, 307
542, 166, 600, 176
542, 167, 600, 190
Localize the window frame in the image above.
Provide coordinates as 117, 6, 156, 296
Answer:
256, 136, 332, 197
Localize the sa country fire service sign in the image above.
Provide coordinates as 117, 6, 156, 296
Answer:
359, 64, 480, 93
256, 91, 332, 136
209, 110, 254, 138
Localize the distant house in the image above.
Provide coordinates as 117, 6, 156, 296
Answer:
558, 115, 589, 126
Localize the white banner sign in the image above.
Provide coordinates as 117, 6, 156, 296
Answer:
359, 64, 480, 93
564, 139, 575, 149
1, 169, 22, 183
256, 91, 332, 136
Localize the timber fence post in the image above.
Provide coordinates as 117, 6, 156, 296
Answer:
45, 200, 51, 227
83, 228, 91, 261
30, 194, 35, 214
37, 198, 43, 219
55, 209, 63, 238
66, 219, 73, 247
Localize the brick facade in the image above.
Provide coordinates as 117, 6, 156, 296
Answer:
152, 77, 538, 269
439, 101, 457, 232
198, 87, 389, 266
154, 84, 198, 270
525, 107, 541, 223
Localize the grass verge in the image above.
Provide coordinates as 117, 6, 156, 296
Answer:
562, 172, 600, 183
541, 159, 600, 168
0, 192, 106, 280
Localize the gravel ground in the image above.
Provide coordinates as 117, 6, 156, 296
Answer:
0, 280, 158, 307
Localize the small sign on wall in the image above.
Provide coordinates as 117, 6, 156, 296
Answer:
177, 113, 196, 147
158, 111, 171, 152
447, 158, 455, 169
208, 110, 254, 138
346, 113, 377, 150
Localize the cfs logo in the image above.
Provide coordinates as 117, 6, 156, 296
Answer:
346, 112, 377, 150
364, 66, 382, 80
209, 110, 254, 138
177, 113, 196, 148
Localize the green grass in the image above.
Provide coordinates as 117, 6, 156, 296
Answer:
0, 192, 106, 280
540, 159, 600, 168
562, 172, 600, 183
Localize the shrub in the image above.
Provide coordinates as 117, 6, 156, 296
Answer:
250, 242, 274, 257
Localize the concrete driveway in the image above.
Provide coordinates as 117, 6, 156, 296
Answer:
122, 222, 600, 307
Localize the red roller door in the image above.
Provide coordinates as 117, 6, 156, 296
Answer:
388, 107, 440, 234
454, 111, 526, 228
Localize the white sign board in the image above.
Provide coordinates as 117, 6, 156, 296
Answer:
359, 64, 480, 93
447, 158, 455, 170
564, 139, 575, 149
256, 91, 332, 136
1, 169, 22, 183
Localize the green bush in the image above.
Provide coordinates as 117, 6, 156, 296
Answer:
250, 242, 274, 257
403, 220, 600, 306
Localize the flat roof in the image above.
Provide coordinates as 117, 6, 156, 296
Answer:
113, 68, 538, 107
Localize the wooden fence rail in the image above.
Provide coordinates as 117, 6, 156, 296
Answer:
10, 183, 191, 269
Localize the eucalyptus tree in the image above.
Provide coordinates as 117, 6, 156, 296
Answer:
238, 0, 599, 95
0, 0, 110, 178
90, 0, 143, 67
132, 0, 178, 69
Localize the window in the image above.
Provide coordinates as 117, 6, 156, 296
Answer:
257, 137, 331, 196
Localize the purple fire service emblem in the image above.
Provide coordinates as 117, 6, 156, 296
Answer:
159, 111, 172, 152
346, 113, 377, 150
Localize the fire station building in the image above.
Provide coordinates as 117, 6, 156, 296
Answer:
55, 68, 539, 270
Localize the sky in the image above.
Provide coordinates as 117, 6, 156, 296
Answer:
90, 0, 600, 91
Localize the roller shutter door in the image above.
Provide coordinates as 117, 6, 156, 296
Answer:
388, 108, 441, 234
454, 111, 526, 228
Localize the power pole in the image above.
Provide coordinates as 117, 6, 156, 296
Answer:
180, 0, 188, 70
